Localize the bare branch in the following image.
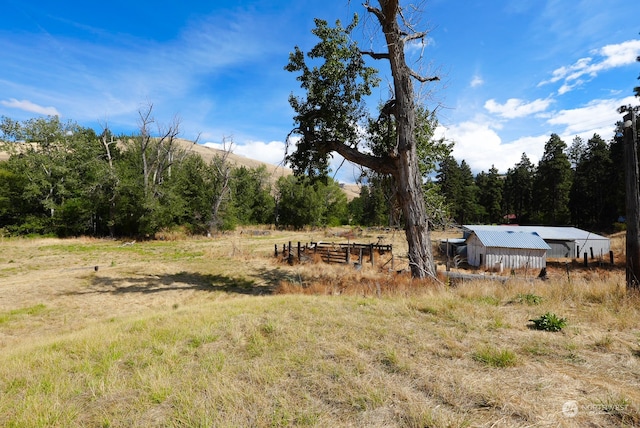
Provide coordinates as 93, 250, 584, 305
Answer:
360, 50, 389, 60
409, 68, 439, 83
362, 2, 384, 21
324, 139, 396, 175
402, 30, 429, 44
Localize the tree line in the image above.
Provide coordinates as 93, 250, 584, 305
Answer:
435, 132, 624, 232
0, 113, 629, 238
0, 112, 353, 237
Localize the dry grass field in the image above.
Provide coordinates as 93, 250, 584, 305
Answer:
0, 227, 639, 427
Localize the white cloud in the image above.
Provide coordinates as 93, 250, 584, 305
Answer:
436, 121, 523, 173
234, 140, 287, 166
0, 98, 60, 116
540, 39, 640, 93
546, 95, 636, 135
470, 75, 484, 88
484, 98, 553, 119
204, 139, 286, 166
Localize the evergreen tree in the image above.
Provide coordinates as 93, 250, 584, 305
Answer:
436, 155, 462, 222
503, 153, 535, 224
476, 165, 503, 224
230, 166, 275, 225
165, 153, 215, 234
569, 134, 615, 230
436, 157, 480, 225
459, 160, 482, 224
533, 134, 572, 225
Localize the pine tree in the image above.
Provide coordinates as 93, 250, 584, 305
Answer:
534, 134, 572, 225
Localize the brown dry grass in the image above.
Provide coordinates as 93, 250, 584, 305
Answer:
0, 228, 639, 427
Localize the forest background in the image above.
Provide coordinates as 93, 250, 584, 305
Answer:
0, 110, 626, 238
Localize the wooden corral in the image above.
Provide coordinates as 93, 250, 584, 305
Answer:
275, 241, 393, 269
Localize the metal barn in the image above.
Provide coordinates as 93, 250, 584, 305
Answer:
463, 225, 610, 259
465, 230, 550, 270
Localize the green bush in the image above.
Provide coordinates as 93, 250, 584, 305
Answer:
529, 312, 567, 332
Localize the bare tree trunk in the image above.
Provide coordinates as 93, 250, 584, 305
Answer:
138, 105, 154, 197
100, 129, 118, 237
395, 148, 435, 277
370, 0, 436, 278
209, 137, 234, 233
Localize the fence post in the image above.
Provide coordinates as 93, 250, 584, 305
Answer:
346, 243, 350, 264
274, 244, 278, 257
610, 251, 614, 265
590, 247, 594, 260
297, 241, 301, 260
583, 252, 588, 267
370, 244, 375, 266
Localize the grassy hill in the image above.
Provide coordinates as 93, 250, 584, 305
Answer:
0, 229, 638, 426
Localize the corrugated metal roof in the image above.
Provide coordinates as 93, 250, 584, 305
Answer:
468, 230, 551, 250
463, 225, 608, 241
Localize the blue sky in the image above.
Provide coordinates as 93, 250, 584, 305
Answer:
1, 1, 639, 183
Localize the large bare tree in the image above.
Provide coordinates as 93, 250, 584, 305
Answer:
286, 1, 439, 278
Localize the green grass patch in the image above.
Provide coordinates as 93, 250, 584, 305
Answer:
513, 293, 543, 305
0, 303, 48, 324
472, 346, 518, 367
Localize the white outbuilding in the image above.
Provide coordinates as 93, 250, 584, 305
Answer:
463, 225, 610, 259
465, 230, 551, 270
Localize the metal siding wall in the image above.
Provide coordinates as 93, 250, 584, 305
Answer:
575, 239, 611, 259
547, 241, 574, 258
485, 248, 546, 269
467, 235, 480, 266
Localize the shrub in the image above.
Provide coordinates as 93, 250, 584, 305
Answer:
529, 312, 567, 332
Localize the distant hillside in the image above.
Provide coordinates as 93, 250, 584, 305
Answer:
174, 139, 292, 182
0, 139, 361, 200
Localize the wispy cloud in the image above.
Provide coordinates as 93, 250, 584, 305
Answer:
0, 98, 60, 116
546, 95, 636, 135
470, 75, 484, 88
484, 97, 552, 119
540, 39, 640, 94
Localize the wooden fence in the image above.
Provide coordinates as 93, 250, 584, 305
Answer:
275, 241, 393, 268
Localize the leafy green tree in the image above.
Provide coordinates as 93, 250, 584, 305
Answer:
567, 136, 586, 170
230, 166, 275, 225
569, 134, 616, 230
365, 104, 452, 227
275, 175, 347, 229
475, 165, 503, 224
285, 2, 442, 278
161, 153, 213, 234
459, 161, 482, 224
533, 134, 572, 225
436, 155, 462, 221
0, 116, 115, 236
503, 153, 535, 224
0, 164, 27, 229
349, 176, 392, 226
436, 157, 480, 225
